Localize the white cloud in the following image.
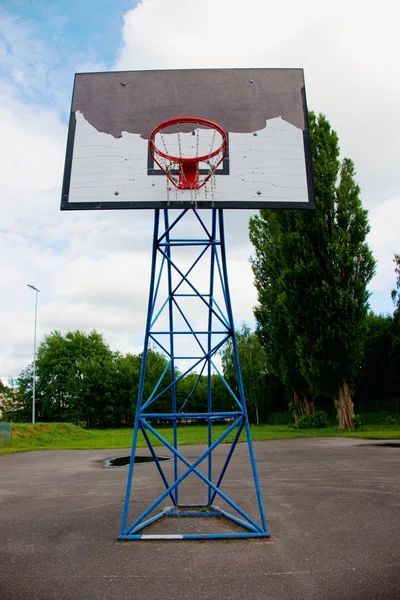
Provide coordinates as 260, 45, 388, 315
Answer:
115, 0, 400, 207
367, 195, 400, 292
1, 1, 400, 382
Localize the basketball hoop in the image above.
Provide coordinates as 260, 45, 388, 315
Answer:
149, 117, 228, 190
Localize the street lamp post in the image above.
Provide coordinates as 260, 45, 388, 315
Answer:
27, 284, 40, 424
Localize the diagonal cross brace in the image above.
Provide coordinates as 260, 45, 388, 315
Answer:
124, 417, 263, 535
140, 335, 229, 411
139, 421, 175, 503
124, 416, 244, 534
157, 246, 228, 330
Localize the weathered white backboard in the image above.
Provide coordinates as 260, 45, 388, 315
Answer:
61, 69, 315, 210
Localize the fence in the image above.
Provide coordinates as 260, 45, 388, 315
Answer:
266, 411, 292, 425
263, 398, 400, 427
0, 422, 12, 445
354, 398, 400, 425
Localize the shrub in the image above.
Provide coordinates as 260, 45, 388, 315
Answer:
314, 410, 329, 428
296, 411, 328, 430
353, 414, 362, 429
384, 414, 400, 426
296, 415, 314, 429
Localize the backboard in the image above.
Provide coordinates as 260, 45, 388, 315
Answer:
61, 69, 315, 211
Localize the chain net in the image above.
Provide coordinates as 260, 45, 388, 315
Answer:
150, 118, 227, 205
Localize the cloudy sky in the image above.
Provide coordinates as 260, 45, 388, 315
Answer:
1, 0, 399, 384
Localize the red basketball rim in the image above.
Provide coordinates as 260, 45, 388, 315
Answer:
149, 116, 227, 164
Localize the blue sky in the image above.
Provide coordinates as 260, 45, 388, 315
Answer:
3, 0, 132, 65
1, 0, 134, 116
0, 0, 399, 382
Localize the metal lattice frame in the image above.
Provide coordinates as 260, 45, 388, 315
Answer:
118, 208, 270, 540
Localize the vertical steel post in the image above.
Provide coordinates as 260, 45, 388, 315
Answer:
121, 210, 161, 533
207, 210, 217, 503
218, 209, 268, 533
163, 209, 178, 504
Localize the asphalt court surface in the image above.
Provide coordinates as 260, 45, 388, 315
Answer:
1, 437, 399, 600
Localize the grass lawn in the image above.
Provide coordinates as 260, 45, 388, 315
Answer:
0, 422, 399, 455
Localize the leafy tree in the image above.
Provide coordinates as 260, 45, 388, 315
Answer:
210, 374, 234, 413
140, 347, 234, 418
10, 331, 203, 427
250, 113, 376, 429
35, 330, 115, 426
0, 379, 28, 422
390, 256, 400, 393
6, 366, 36, 422
141, 347, 174, 415
0, 379, 13, 407
220, 324, 277, 424
103, 352, 141, 427
355, 313, 394, 402
390, 318, 400, 396
173, 372, 232, 419
250, 211, 315, 421
175, 373, 208, 414
392, 253, 400, 314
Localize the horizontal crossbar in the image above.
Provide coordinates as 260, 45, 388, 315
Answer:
150, 331, 229, 335
140, 412, 243, 419
120, 504, 269, 538
158, 240, 220, 246
118, 532, 270, 540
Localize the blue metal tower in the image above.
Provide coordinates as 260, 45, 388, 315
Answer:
118, 208, 270, 540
